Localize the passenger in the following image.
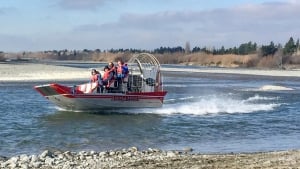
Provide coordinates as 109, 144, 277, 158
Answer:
90, 69, 100, 83
116, 60, 129, 80
116, 60, 123, 78
108, 62, 116, 76
100, 66, 114, 92
116, 60, 129, 91
90, 69, 101, 93
123, 63, 129, 76
123, 63, 129, 81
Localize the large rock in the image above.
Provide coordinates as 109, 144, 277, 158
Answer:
45, 156, 55, 165
39, 150, 53, 159
19, 154, 30, 164
30, 155, 38, 163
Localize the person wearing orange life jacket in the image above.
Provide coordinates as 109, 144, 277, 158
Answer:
90, 69, 101, 93
116, 60, 129, 91
90, 69, 100, 82
99, 66, 114, 93
108, 62, 116, 76
116, 60, 129, 84
102, 66, 114, 84
116, 60, 129, 79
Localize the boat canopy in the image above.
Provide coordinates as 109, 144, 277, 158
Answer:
128, 53, 160, 68
127, 53, 163, 92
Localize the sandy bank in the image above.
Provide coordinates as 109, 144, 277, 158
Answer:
162, 67, 300, 77
0, 63, 90, 82
259, 85, 294, 91
1, 63, 300, 82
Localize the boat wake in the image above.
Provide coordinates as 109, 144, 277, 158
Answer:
151, 94, 280, 115
51, 94, 281, 116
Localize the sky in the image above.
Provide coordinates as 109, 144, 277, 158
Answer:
0, 0, 299, 52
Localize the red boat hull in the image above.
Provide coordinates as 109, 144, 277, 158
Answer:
35, 83, 167, 111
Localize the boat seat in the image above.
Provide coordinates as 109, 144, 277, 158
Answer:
123, 76, 129, 83
102, 79, 118, 93
120, 76, 129, 92
104, 75, 128, 93
76, 82, 98, 93
107, 79, 118, 88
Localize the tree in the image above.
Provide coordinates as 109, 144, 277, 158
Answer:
185, 41, 191, 54
83, 49, 90, 53
220, 46, 225, 54
296, 39, 300, 53
261, 41, 278, 56
0, 51, 5, 61
283, 37, 296, 55
238, 41, 257, 55
192, 46, 201, 53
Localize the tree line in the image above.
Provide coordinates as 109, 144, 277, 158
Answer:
4, 36, 297, 58
156, 37, 300, 56
1, 37, 300, 68
93, 37, 299, 56
30, 36, 297, 57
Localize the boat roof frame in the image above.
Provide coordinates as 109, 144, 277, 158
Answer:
128, 53, 161, 73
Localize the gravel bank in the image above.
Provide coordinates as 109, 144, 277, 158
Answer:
1, 148, 299, 169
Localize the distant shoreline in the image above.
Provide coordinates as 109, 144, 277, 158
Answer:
1, 62, 300, 82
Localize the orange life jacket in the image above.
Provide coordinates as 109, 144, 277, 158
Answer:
90, 74, 99, 82
103, 71, 110, 80
108, 66, 116, 75
117, 65, 123, 75
103, 71, 115, 87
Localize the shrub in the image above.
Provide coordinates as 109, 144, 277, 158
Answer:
256, 56, 278, 68
0, 52, 5, 61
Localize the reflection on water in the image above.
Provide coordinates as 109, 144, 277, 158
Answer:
38, 111, 164, 153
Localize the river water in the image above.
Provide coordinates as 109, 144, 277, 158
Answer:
0, 64, 300, 157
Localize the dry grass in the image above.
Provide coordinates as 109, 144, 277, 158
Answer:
91, 52, 138, 63
256, 56, 279, 68
176, 53, 258, 68
0, 54, 5, 61
289, 55, 300, 64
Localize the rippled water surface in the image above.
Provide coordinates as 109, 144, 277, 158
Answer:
1, 65, 300, 157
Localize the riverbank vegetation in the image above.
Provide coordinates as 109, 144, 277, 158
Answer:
1, 37, 300, 69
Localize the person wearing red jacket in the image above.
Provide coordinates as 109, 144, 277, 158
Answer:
100, 66, 114, 92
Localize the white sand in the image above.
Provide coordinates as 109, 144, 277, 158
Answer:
162, 67, 300, 77
1, 63, 300, 82
0, 63, 90, 82
259, 85, 294, 91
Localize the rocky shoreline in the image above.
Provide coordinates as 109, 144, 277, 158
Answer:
1, 148, 300, 169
